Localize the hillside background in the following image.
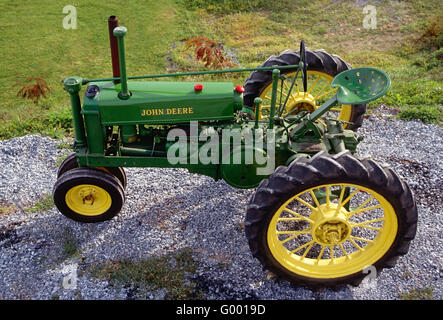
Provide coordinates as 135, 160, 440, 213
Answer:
0, 0, 441, 139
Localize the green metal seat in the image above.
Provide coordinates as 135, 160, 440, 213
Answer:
331, 67, 391, 105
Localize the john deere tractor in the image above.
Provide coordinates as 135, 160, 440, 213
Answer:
54, 16, 417, 287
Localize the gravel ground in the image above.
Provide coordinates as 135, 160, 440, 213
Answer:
0, 108, 442, 300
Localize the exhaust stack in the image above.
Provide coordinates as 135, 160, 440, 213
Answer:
108, 16, 120, 84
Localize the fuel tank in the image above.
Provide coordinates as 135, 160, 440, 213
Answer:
82, 81, 243, 126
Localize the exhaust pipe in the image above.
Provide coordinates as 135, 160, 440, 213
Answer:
108, 16, 120, 84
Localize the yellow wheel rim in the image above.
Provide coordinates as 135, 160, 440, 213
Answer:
65, 184, 112, 216
267, 183, 398, 279
258, 71, 353, 128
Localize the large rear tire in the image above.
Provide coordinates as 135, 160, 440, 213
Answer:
243, 49, 366, 131
245, 151, 417, 287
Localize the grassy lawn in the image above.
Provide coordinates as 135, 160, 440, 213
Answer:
0, 0, 441, 140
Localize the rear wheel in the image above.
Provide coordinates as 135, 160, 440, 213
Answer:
243, 49, 366, 130
53, 167, 125, 223
245, 151, 417, 287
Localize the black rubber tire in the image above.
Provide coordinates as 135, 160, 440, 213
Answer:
53, 167, 125, 223
245, 151, 417, 288
57, 153, 127, 189
243, 49, 367, 131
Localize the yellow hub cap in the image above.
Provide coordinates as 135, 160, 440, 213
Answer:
258, 71, 353, 128
267, 184, 398, 279
311, 204, 351, 246
65, 184, 112, 216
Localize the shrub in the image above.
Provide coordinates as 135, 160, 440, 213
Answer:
15, 78, 51, 105
184, 36, 236, 69
398, 105, 441, 124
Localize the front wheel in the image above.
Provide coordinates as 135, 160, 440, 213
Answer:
245, 151, 417, 287
53, 167, 125, 223
57, 153, 127, 189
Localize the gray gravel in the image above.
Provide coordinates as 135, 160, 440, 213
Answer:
0, 108, 442, 300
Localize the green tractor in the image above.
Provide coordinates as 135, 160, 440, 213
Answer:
54, 16, 417, 287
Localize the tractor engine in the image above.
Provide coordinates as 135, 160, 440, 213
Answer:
81, 80, 243, 156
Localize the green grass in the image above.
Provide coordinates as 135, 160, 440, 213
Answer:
60, 227, 80, 259
399, 286, 435, 300
25, 193, 54, 213
0, 0, 441, 140
0, 0, 180, 139
89, 248, 201, 299
398, 105, 442, 124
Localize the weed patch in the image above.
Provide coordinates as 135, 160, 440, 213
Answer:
398, 105, 442, 124
89, 248, 201, 299
399, 286, 435, 300
25, 194, 54, 213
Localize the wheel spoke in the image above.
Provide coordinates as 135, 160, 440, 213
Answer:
346, 195, 374, 218
277, 229, 311, 235
325, 185, 330, 207
309, 189, 322, 210
277, 217, 307, 222
283, 81, 297, 102
279, 230, 311, 244
290, 240, 315, 254
339, 243, 350, 259
350, 235, 374, 244
301, 242, 314, 259
314, 81, 332, 96
283, 207, 314, 223
336, 188, 359, 212
349, 238, 363, 251
336, 185, 346, 211
314, 88, 337, 100
295, 196, 317, 211
307, 75, 320, 95
355, 224, 381, 231
316, 246, 326, 264
277, 88, 288, 98
350, 204, 383, 217
351, 217, 384, 231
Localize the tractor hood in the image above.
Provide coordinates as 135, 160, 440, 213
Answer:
82, 81, 243, 126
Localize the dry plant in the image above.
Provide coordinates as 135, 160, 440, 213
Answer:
184, 36, 236, 69
15, 77, 51, 104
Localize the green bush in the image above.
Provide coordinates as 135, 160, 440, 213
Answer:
398, 105, 441, 124
0, 108, 73, 140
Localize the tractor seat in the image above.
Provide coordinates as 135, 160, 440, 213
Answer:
331, 67, 391, 105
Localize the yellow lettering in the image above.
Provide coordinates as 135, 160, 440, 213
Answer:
142, 107, 194, 116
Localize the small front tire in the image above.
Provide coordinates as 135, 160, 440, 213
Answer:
53, 167, 125, 223
57, 153, 127, 189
